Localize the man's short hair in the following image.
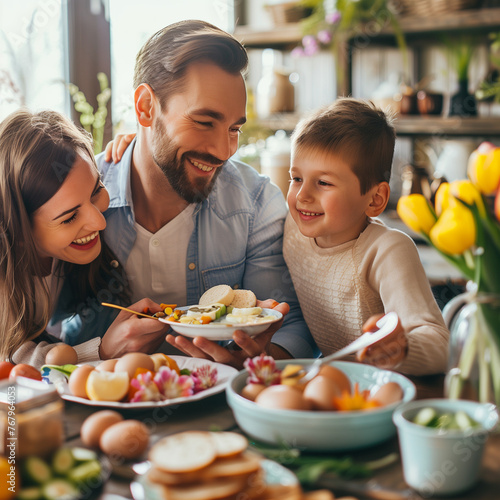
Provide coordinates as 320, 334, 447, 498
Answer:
291, 98, 396, 194
134, 19, 248, 109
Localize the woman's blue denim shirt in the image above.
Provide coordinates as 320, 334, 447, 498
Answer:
54, 141, 319, 359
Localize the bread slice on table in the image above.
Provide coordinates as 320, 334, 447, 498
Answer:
229, 289, 257, 308
199, 285, 235, 306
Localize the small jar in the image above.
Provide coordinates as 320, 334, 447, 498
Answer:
0, 377, 64, 458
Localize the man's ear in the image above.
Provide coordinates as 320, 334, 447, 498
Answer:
134, 84, 156, 127
366, 182, 390, 217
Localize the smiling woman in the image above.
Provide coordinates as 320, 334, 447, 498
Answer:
0, 109, 168, 368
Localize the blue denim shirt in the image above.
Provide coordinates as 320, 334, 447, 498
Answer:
55, 141, 319, 358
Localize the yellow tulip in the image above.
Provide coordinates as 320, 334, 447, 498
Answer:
434, 182, 451, 216
429, 204, 476, 255
435, 180, 484, 216
468, 142, 500, 195
397, 194, 436, 235
450, 180, 484, 214
496, 187, 500, 223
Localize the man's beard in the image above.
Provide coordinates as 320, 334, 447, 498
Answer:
151, 120, 224, 203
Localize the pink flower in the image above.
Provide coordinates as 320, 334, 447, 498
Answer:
291, 46, 305, 58
244, 353, 281, 386
302, 35, 318, 48
317, 30, 332, 45
192, 364, 218, 393
326, 11, 341, 24
304, 43, 320, 56
130, 371, 163, 402
154, 366, 194, 399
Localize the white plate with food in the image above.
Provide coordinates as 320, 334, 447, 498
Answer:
129, 430, 300, 500
159, 306, 283, 341
56, 356, 237, 409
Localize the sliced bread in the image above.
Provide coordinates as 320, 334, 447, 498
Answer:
199, 285, 235, 306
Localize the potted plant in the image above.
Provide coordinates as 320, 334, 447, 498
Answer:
443, 34, 479, 117
292, 0, 408, 93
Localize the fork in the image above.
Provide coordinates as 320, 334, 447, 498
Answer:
291, 311, 400, 385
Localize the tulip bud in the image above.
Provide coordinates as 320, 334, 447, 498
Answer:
397, 194, 436, 235
450, 180, 484, 213
429, 204, 476, 255
468, 142, 500, 195
434, 183, 451, 216
496, 187, 500, 223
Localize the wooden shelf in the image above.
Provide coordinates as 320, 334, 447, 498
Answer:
394, 116, 500, 136
233, 24, 302, 48
252, 114, 500, 136
233, 7, 500, 48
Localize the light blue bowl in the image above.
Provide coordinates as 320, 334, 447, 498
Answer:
226, 359, 416, 451
393, 398, 499, 496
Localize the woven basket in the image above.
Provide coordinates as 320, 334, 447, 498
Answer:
266, 2, 306, 25
398, 0, 481, 16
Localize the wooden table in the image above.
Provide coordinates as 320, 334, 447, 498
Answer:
62, 374, 500, 500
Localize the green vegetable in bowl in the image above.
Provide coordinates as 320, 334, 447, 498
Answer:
412, 407, 480, 430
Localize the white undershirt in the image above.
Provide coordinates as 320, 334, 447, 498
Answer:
125, 205, 195, 306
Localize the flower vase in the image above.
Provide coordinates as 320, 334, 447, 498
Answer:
449, 79, 477, 117
444, 292, 500, 407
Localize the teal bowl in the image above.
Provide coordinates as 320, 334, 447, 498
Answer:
226, 360, 416, 451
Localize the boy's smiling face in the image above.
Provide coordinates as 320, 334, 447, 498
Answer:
287, 147, 379, 248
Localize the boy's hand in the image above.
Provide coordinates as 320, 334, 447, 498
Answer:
356, 313, 408, 370
104, 133, 136, 163
165, 300, 291, 369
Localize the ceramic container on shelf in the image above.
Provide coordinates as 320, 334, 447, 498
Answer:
393, 398, 499, 496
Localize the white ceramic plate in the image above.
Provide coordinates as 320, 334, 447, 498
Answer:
56, 356, 237, 408
130, 458, 298, 500
158, 307, 283, 341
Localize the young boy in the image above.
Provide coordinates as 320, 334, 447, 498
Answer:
284, 98, 449, 375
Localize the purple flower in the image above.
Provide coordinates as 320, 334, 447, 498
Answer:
317, 29, 332, 45
326, 11, 341, 24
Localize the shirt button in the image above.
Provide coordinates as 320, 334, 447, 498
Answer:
188, 263, 196, 270
233, 284, 240, 289
151, 239, 160, 247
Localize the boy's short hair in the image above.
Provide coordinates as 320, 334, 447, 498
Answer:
291, 98, 396, 194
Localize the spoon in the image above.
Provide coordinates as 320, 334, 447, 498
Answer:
291, 311, 400, 385
101, 302, 161, 320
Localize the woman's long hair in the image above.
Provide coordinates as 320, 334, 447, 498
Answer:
0, 109, 128, 361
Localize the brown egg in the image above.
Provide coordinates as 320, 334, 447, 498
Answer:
303, 375, 343, 411
241, 383, 266, 401
371, 382, 404, 407
45, 344, 78, 366
255, 385, 311, 411
114, 353, 155, 379
99, 420, 150, 459
318, 365, 351, 394
68, 364, 95, 399
80, 410, 124, 448
96, 359, 118, 372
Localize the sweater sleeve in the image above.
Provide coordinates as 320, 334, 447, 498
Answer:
11, 338, 102, 369
361, 225, 449, 375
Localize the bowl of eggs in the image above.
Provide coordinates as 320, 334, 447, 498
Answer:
226, 358, 416, 451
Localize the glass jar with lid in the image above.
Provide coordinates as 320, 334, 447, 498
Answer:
0, 377, 64, 458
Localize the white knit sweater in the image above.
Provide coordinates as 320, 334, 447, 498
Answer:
284, 215, 449, 375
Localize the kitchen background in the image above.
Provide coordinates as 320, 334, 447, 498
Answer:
1, 0, 499, 250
